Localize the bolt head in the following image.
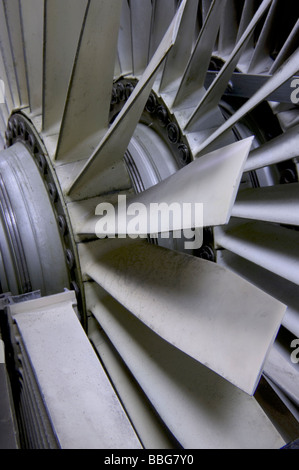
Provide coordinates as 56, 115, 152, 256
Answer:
167, 122, 180, 144
125, 83, 135, 99
65, 249, 75, 269
157, 106, 169, 127
145, 94, 157, 113
178, 144, 190, 164
57, 215, 67, 236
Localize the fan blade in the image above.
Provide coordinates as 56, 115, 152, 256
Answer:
1, 0, 29, 108
270, 19, 299, 74
0, 0, 21, 109
232, 183, 299, 225
42, 0, 88, 137
185, 0, 272, 132
85, 282, 285, 449
0, 46, 13, 114
245, 124, 299, 171
54, 0, 122, 163
67, 0, 189, 199
247, 0, 279, 74
217, 0, 240, 56
217, 250, 299, 338
148, 0, 177, 62
173, 0, 224, 109
117, 0, 133, 76
159, 0, 199, 99
88, 317, 180, 449
80, 138, 253, 236
215, 220, 299, 286
130, 0, 153, 76
79, 238, 286, 394
194, 47, 299, 156
19, 0, 44, 116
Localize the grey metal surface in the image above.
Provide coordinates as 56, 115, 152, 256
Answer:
79, 238, 286, 395
0, 143, 69, 295
8, 291, 141, 449
86, 282, 285, 450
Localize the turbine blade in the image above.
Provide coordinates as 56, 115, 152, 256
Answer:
173, 0, 225, 109
159, 0, 199, 99
148, 0, 177, 62
79, 238, 286, 395
19, 0, 44, 115
194, 47, 299, 156
130, 0, 153, 76
117, 0, 133, 76
80, 138, 253, 236
86, 281, 285, 449
42, 0, 88, 137
215, 220, 299, 286
67, 0, 189, 199
185, 0, 272, 132
232, 183, 299, 225
1, 0, 29, 107
245, 125, 299, 171
55, 0, 123, 162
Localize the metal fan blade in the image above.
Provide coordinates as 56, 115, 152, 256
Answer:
79, 238, 286, 395
185, 0, 272, 132
54, 0, 123, 163
159, 0, 199, 97
148, 0, 177, 62
245, 124, 299, 171
247, 0, 279, 73
81, 138, 253, 236
173, 0, 225, 109
117, 0, 133, 76
232, 184, 299, 225
269, 19, 299, 73
217, 250, 299, 339
86, 282, 285, 449
0, 0, 29, 108
19, 0, 44, 116
0, 0, 21, 109
130, 0, 153, 76
194, 47, 299, 156
42, 0, 88, 138
67, 0, 189, 199
215, 220, 299, 286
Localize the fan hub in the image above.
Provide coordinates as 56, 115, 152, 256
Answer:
1, 114, 85, 323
